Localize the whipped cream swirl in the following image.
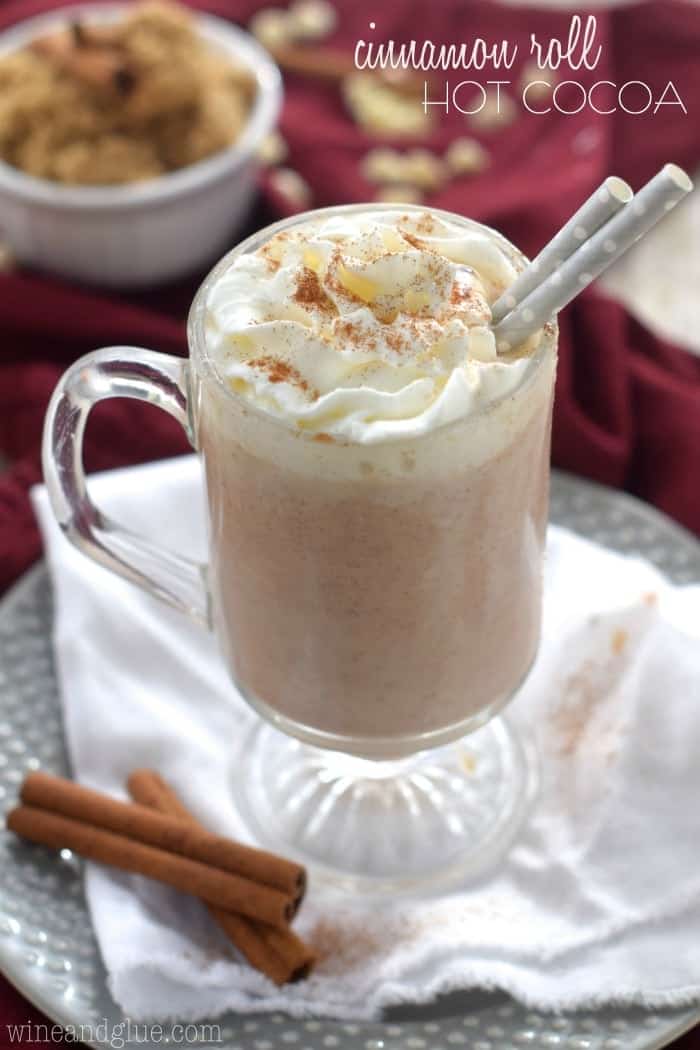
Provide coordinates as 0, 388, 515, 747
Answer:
205, 209, 535, 443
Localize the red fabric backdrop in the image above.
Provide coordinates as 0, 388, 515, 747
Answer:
0, 0, 699, 1044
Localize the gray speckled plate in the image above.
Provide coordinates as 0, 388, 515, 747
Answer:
1, 471, 699, 1050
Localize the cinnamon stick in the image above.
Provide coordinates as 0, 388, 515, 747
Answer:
261, 922, 316, 978
126, 769, 196, 823
128, 770, 315, 985
21, 772, 305, 905
70, 21, 122, 47
271, 43, 436, 97
7, 804, 292, 928
31, 30, 135, 94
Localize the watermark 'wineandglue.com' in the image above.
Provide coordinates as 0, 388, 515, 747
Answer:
354, 14, 687, 116
5, 1019, 222, 1047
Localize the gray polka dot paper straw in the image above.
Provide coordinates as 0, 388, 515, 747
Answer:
493, 164, 693, 353
490, 176, 632, 324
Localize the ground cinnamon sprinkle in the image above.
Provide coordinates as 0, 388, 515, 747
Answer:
259, 232, 289, 271
292, 266, 335, 313
552, 659, 601, 757
335, 319, 377, 353
401, 231, 431, 252
411, 211, 435, 234
385, 329, 409, 353
313, 432, 335, 443
551, 641, 631, 762
308, 918, 382, 973
400, 230, 443, 262
248, 355, 317, 397
611, 628, 628, 655
450, 282, 478, 307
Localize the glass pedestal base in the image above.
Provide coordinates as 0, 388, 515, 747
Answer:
233, 715, 536, 895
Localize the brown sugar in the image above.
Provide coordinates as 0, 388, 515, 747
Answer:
0, 0, 256, 185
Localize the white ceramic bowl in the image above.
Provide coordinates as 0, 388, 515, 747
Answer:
0, 4, 282, 287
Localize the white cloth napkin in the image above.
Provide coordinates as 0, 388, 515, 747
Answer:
31, 455, 700, 1022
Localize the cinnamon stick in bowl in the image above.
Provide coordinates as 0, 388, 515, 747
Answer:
31, 29, 135, 94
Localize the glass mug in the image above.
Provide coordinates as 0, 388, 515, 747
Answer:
43, 205, 557, 891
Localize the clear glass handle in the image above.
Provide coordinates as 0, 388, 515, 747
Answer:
42, 346, 210, 627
